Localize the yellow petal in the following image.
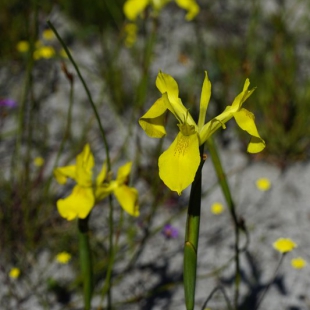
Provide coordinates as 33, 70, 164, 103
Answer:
273, 238, 297, 253
291, 257, 307, 269
75, 144, 94, 186
123, 0, 149, 20
231, 79, 255, 111
139, 96, 168, 138
96, 162, 108, 186
233, 108, 265, 153
95, 182, 116, 202
198, 71, 211, 130
175, 0, 200, 20
156, 71, 179, 104
57, 185, 95, 220
159, 131, 200, 195
53, 165, 76, 184
114, 185, 139, 217
117, 162, 132, 184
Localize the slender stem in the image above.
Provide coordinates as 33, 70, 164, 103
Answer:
255, 253, 286, 310
47, 20, 111, 170
206, 137, 240, 309
184, 145, 205, 310
78, 217, 93, 310
201, 286, 234, 310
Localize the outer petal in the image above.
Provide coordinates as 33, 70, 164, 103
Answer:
57, 185, 95, 220
95, 180, 117, 202
96, 162, 107, 186
117, 162, 132, 185
156, 71, 179, 104
175, 0, 200, 20
114, 185, 139, 217
233, 108, 266, 153
159, 131, 200, 195
53, 165, 76, 184
75, 144, 94, 187
123, 0, 149, 20
231, 79, 256, 111
198, 71, 211, 131
139, 96, 168, 138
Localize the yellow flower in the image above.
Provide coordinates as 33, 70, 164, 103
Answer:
124, 23, 138, 47
256, 177, 271, 191
42, 29, 55, 41
211, 202, 224, 215
291, 257, 307, 269
17, 40, 29, 53
123, 0, 199, 21
54, 144, 139, 220
139, 71, 265, 194
273, 238, 297, 253
33, 46, 55, 60
9, 268, 20, 279
34, 156, 44, 167
56, 252, 72, 264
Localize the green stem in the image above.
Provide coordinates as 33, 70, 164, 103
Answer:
78, 217, 93, 310
47, 20, 111, 170
184, 145, 205, 310
206, 137, 240, 309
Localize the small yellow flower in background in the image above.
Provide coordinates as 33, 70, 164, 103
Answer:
9, 268, 20, 279
291, 257, 307, 269
256, 178, 271, 191
34, 156, 44, 167
42, 29, 55, 41
273, 238, 297, 253
123, 0, 200, 21
211, 202, 224, 215
17, 41, 29, 53
56, 252, 72, 264
124, 23, 138, 47
33, 46, 56, 60
54, 144, 139, 220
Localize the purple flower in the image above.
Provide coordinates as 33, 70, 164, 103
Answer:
162, 224, 179, 239
0, 98, 17, 108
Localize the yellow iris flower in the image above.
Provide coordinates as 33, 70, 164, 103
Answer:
139, 71, 265, 195
123, 0, 199, 21
54, 144, 139, 220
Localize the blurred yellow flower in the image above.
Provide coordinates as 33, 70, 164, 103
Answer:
291, 257, 307, 269
9, 267, 20, 279
54, 144, 139, 220
273, 238, 297, 253
211, 202, 224, 215
123, 0, 199, 21
256, 178, 271, 191
43, 29, 55, 41
34, 156, 44, 167
17, 41, 29, 53
33, 46, 56, 60
124, 23, 138, 47
56, 252, 72, 264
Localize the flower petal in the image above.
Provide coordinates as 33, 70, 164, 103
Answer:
198, 71, 211, 131
96, 162, 108, 186
139, 96, 168, 138
233, 108, 266, 153
53, 165, 76, 184
117, 162, 132, 184
175, 0, 200, 20
95, 181, 116, 202
231, 79, 256, 111
159, 131, 200, 195
114, 185, 139, 217
75, 144, 94, 186
156, 71, 179, 103
57, 185, 95, 220
123, 0, 149, 20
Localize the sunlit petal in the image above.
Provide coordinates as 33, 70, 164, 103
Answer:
57, 185, 95, 220
175, 0, 200, 20
117, 162, 132, 184
123, 0, 149, 20
75, 144, 94, 186
53, 165, 76, 184
233, 108, 266, 153
159, 131, 200, 195
156, 71, 179, 104
139, 96, 168, 138
198, 71, 211, 130
114, 185, 139, 217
